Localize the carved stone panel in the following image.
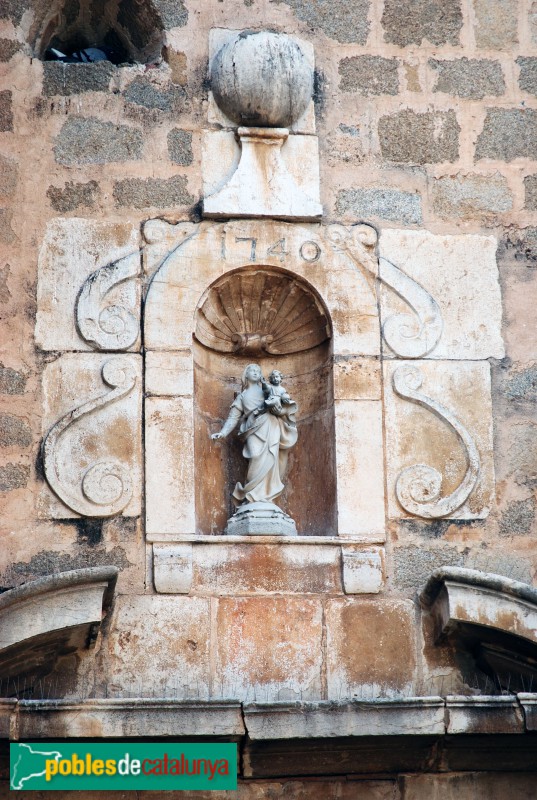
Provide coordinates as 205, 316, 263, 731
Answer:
36, 219, 141, 352
39, 353, 142, 519
379, 230, 504, 360
383, 360, 495, 520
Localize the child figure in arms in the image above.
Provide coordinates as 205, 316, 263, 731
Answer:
260, 369, 293, 417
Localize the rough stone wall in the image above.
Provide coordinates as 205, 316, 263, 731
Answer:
1, 0, 537, 783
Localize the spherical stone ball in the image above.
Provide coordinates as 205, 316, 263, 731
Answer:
211, 31, 313, 128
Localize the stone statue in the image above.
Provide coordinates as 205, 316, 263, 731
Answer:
211, 363, 298, 535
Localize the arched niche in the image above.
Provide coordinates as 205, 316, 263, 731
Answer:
33, 0, 172, 63
193, 266, 336, 536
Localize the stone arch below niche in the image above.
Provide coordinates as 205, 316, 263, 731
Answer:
193, 266, 336, 536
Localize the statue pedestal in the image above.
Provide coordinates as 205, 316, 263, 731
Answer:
225, 501, 297, 536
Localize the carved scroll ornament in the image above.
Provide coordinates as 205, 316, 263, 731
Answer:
324, 224, 443, 359
76, 252, 141, 351
392, 365, 481, 519
42, 358, 137, 517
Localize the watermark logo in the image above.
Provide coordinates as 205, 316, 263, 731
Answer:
10, 743, 237, 791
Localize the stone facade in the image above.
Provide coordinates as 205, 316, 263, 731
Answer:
1, 0, 537, 796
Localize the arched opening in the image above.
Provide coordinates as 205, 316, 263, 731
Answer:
193, 266, 337, 536
34, 0, 174, 64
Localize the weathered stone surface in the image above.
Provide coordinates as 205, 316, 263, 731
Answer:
0, 413, 31, 448
382, 0, 462, 46
339, 56, 399, 95
379, 110, 459, 164
333, 357, 381, 401
0, 154, 17, 198
54, 117, 143, 165
446, 696, 524, 734
324, 124, 364, 166
46, 180, 100, 212
0, 90, 13, 132
274, 0, 370, 44
379, 230, 504, 360
517, 57, 537, 97
145, 351, 193, 396
152, 0, 188, 28
163, 47, 187, 85
153, 543, 192, 594
0, 462, 29, 491
326, 599, 416, 698
215, 597, 323, 701
39, 353, 142, 519
384, 360, 495, 520
402, 773, 537, 798
524, 174, 537, 209
0, 208, 15, 244
336, 187, 422, 224
188, 542, 343, 595
145, 397, 195, 535
394, 544, 465, 590
113, 175, 193, 209
123, 77, 185, 112
473, 0, 518, 49
432, 173, 512, 220
476, 109, 537, 161
499, 497, 536, 536
0, 363, 25, 394
342, 547, 384, 594
335, 400, 385, 538
43, 62, 114, 96
0, 38, 20, 61
168, 128, 193, 165
35, 218, 140, 351
430, 58, 504, 99
106, 595, 210, 698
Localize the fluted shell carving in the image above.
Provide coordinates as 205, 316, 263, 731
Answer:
42, 358, 137, 517
195, 269, 331, 356
392, 365, 481, 519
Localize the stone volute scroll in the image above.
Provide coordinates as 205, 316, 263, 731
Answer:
203, 31, 322, 220
211, 364, 299, 536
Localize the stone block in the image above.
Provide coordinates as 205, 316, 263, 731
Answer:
0, 38, 20, 61
333, 357, 381, 401
53, 117, 143, 165
168, 128, 193, 165
379, 110, 459, 164
259, 0, 370, 44
430, 58, 505, 99
382, 0, 462, 46
215, 597, 323, 701
0, 208, 15, 244
394, 544, 465, 590
0, 413, 31, 448
518, 693, 537, 731
46, 180, 100, 213
0, 363, 25, 394
123, 77, 185, 112
473, 0, 518, 49
0, 90, 13, 132
432, 172, 512, 220
446, 696, 524, 734
379, 229, 504, 360
402, 773, 537, 799
145, 351, 193, 396
43, 62, 114, 96
336, 187, 422, 225
190, 542, 343, 595
0, 463, 29, 492
106, 595, 210, 698
524, 174, 537, 209
145, 397, 195, 535
153, 543, 192, 594
0, 154, 17, 198
334, 400, 385, 538
476, 109, 537, 162
342, 547, 384, 594
383, 360, 496, 520
35, 218, 141, 352
326, 599, 416, 698
339, 56, 399, 95
113, 175, 193, 209
39, 353, 142, 519
163, 47, 187, 85
517, 57, 537, 96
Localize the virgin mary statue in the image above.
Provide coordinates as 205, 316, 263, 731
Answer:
211, 363, 298, 508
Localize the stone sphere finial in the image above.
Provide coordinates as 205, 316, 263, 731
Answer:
211, 31, 313, 128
